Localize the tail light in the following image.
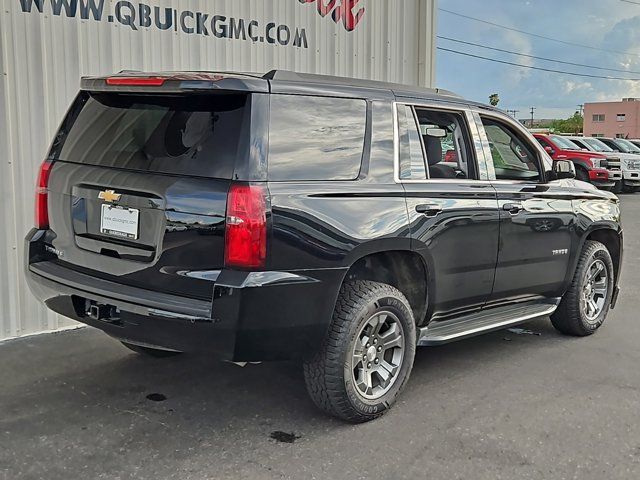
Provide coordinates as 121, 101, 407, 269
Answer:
224, 184, 268, 269
35, 160, 53, 229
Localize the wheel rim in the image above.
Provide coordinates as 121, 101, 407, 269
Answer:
351, 311, 405, 400
581, 259, 609, 323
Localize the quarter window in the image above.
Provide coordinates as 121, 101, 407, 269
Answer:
481, 117, 541, 181
268, 95, 366, 181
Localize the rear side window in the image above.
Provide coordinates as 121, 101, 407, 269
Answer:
268, 95, 366, 181
50, 92, 248, 178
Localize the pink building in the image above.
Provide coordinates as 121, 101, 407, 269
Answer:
584, 99, 640, 138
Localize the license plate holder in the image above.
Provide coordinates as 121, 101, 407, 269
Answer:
100, 204, 139, 240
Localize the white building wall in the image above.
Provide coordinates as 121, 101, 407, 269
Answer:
0, 0, 437, 340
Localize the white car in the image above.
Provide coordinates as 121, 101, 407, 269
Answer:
569, 137, 640, 193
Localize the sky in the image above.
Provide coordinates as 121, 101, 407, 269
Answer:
436, 0, 640, 119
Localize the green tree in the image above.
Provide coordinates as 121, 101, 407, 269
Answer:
489, 93, 500, 107
549, 111, 584, 134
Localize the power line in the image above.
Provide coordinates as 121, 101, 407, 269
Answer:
439, 8, 640, 58
438, 35, 640, 75
437, 47, 640, 81
620, 0, 640, 5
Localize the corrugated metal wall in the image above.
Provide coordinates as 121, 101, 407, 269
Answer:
0, 0, 437, 340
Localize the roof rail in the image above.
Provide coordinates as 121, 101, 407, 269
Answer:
263, 69, 460, 98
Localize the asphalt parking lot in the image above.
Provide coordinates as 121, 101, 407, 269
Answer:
2, 196, 640, 480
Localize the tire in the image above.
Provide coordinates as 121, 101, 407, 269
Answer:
551, 240, 614, 336
303, 280, 417, 423
121, 341, 182, 358
611, 181, 623, 194
575, 167, 589, 183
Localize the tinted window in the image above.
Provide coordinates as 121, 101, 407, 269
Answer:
583, 138, 613, 152
51, 92, 248, 178
482, 117, 540, 181
550, 135, 580, 150
268, 95, 366, 181
397, 105, 427, 180
415, 108, 475, 180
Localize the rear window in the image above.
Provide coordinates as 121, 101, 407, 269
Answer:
50, 92, 248, 178
268, 95, 366, 181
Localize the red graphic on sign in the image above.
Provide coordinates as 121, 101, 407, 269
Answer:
299, 0, 365, 32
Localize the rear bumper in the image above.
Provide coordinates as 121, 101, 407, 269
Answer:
25, 230, 344, 361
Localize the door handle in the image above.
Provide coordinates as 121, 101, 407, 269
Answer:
502, 202, 524, 215
415, 204, 443, 217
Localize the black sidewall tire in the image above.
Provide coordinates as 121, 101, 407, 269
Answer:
552, 240, 614, 336
575, 167, 589, 183
342, 295, 416, 417
579, 247, 614, 332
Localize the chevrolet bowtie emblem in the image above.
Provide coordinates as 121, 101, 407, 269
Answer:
98, 190, 122, 203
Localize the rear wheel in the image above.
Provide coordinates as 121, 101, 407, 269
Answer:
551, 240, 614, 336
121, 341, 182, 358
303, 281, 416, 423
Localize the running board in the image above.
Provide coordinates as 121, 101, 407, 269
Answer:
418, 299, 559, 346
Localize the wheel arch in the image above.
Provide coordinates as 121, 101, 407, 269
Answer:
342, 249, 429, 326
568, 225, 622, 288
584, 227, 622, 282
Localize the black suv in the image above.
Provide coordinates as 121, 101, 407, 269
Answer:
26, 71, 623, 422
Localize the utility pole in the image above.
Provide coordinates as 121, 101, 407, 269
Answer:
577, 104, 584, 116
512, 109, 520, 120
530, 107, 536, 128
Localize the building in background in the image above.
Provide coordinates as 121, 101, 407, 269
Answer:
584, 99, 640, 138
0, 0, 438, 340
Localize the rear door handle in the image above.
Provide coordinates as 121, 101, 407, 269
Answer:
415, 204, 443, 217
502, 202, 524, 215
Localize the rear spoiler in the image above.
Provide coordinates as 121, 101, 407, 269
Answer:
81, 71, 269, 93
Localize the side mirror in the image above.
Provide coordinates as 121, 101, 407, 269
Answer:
544, 145, 555, 155
552, 160, 576, 180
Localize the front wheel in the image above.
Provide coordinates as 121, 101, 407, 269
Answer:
303, 281, 416, 423
611, 181, 623, 194
551, 240, 614, 336
575, 167, 589, 183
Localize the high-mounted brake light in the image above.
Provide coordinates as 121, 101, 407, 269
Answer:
35, 160, 53, 229
224, 184, 268, 269
106, 77, 166, 86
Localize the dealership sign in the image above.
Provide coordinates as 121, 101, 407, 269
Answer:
17, 0, 365, 48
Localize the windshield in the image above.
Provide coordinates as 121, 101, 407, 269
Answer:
614, 138, 640, 154
550, 135, 580, 150
583, 138, 613, 152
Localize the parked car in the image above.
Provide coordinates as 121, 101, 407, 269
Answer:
534, 134, 615, 190
26, 71, 623, 422
566, 137, 628, 193
596, 138, 640, 192
628, 139, 640, 150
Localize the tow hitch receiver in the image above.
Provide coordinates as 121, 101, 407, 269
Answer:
86, 300, 120, 323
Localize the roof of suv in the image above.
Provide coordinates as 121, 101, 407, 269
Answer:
81, 69, 468, 104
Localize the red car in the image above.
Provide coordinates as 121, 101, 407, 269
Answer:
534, 134, 613, 189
